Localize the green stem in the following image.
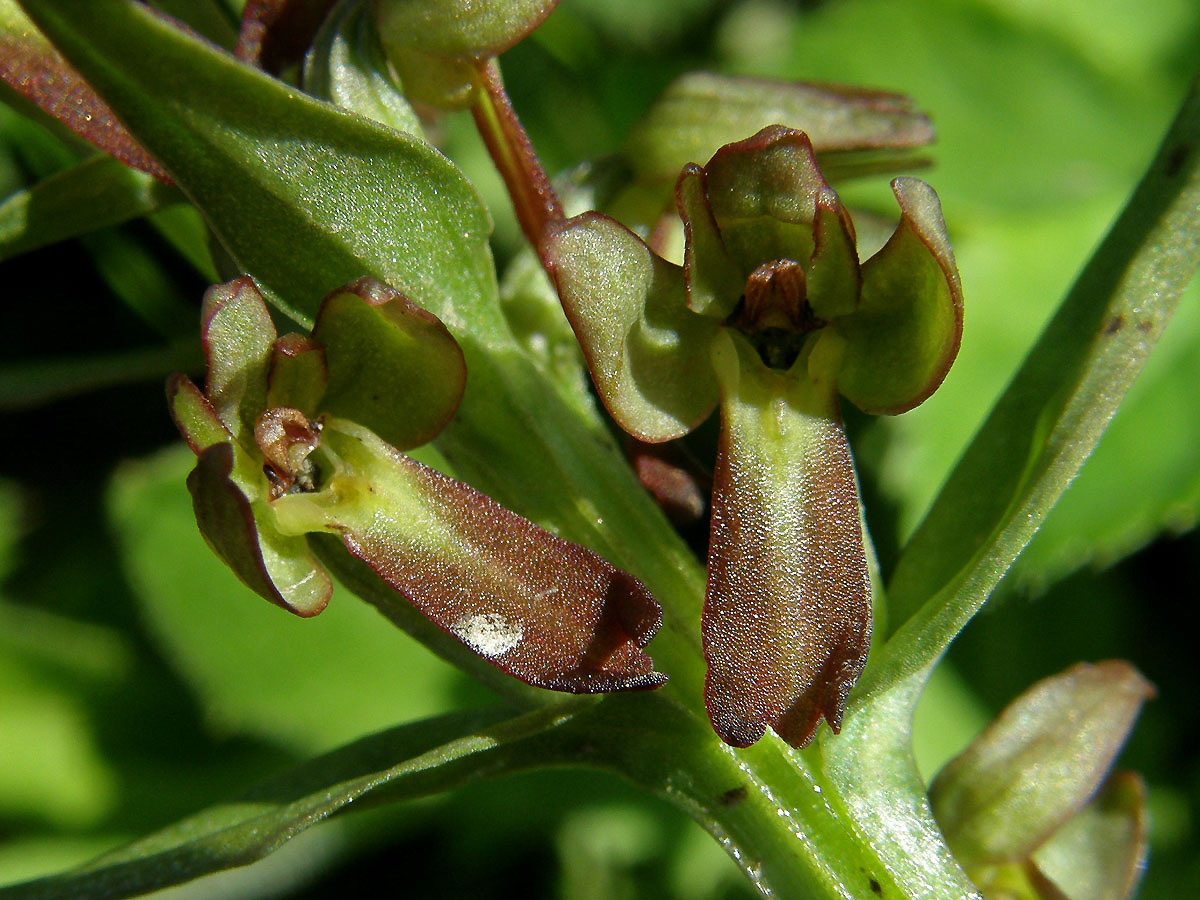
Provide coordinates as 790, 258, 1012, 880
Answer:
470, 57, 564, 246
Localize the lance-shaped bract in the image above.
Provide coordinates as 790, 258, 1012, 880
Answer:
170, 275, 666, 693
544, 126, 962, 747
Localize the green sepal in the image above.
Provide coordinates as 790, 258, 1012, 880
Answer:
929, 661, 1153, 869
200, 277, 278, 439
542, 211, 719, 441
303, 0, 424, 137
623, 72, 935, 186
702, 329, 871, 749
830, 176, 963, 414
186, 441, 332, 617
273, 417, 667, 692
702, 126, 831, 274
310, 276, 466, 451
676, 163, 745, 320
372, 0, 557, 59
266, 333, 328, 418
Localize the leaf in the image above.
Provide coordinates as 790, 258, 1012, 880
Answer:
310, 276, 466, 451
15, 0, 495, 331
276, 417, 668, 693
0, 154, 176, 262
702, 331, 871, 748
830, 177, 963, 415
929, 661, 1153, 867
542, 211, 719, 441
623, 72, 935, 187
0, 0, 165, 178
869, 74, 1200, 697
0, 703, 589, 900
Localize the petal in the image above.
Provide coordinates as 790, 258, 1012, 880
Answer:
167, 374, 232, 455
310, 276, 466, 450
806, 191, 861, 320
266, 333, 328, 417
703, 330, 872, 748
929, 661, 1154, 867
278, 417, 667, 692
701, 126, 831, 272
201, 276, 278, 438
187, 442, 332, 617
829, 177, 964, 414
542, 212, 719, 441
677, 164, 746, 320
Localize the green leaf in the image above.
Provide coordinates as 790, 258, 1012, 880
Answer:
703, 330, 871, 749
623, 72, 935, 187
310, 276, 466, 451
0, 702, 589, 900
830, 177, 963, 415
929, 661, 1153, 867
15, 0, 495, 331
302, 0, 423, 136
0, 0, 164, 178
872, 75, 1200, 695
542, 211, 719, 441
0, 154, 176, 262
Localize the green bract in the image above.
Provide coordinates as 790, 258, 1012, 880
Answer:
544, 125, 963, 747
170, 275, 667, 693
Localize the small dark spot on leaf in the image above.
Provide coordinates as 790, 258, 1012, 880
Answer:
1137, 319, 1154, 333
1103, 314, 1125, 335
718, 786, 748, 807
1164, 143, 1190, 179
869, 877, 882, 895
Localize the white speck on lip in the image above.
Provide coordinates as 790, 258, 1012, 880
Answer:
452, 613, 523, 658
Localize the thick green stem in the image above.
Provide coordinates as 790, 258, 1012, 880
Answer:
470, 58, 564, 246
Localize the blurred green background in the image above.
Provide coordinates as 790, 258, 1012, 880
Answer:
1, 0, 1197, 896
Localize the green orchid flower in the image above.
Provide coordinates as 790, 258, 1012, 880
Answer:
542, 125, 963, 747
169, 275, 666, 694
